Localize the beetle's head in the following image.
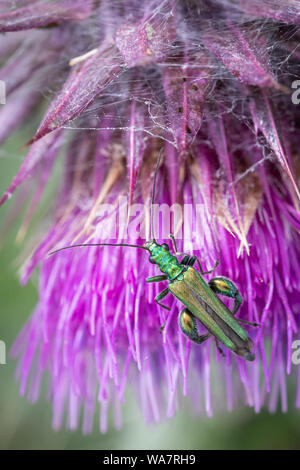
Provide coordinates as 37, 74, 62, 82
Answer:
144, 240, 155, 251
144, 240, 170, 252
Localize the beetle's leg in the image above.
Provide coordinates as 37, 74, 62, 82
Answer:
236, 318, 260, 327
156, 288, 171, 332
186, 256, 219, 275
182, 253, 219, 274
169, 234, 219, 275
146, 278, 169, 332
146, 274, 168, 283
155, 287, 170, 311
169, 234, 179, 253
187, 256, 196, 266
179, 308, 211, 344
169, 234, 190, 257
179, 254, 190, 265
214, 338, 225, 357
209, 278, 260, 327
209, 276, 244, 316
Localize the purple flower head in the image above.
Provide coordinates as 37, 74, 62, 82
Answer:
1, 0, 300, 433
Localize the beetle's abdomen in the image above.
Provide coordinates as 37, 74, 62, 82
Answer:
169, 267, 252, 357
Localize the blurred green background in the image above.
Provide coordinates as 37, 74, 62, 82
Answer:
1, 126, 300, 450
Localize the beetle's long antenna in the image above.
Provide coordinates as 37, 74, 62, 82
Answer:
151, 148, 163, 241
49, 242, 147, 256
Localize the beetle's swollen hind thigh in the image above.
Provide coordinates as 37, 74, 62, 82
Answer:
178, 308, 211, 344
208, 277, 259, 328
208, 277, 242, 315
178, 307, 254, 360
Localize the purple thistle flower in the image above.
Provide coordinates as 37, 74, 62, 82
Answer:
1, 0, 300, 433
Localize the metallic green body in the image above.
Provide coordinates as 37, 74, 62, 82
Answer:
170, 267, 253, 357
50, 151, 256, 361
145, 240, 255, 361
145, 241, 184, 279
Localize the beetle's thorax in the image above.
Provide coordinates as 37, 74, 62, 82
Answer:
144, 240, 184, 280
